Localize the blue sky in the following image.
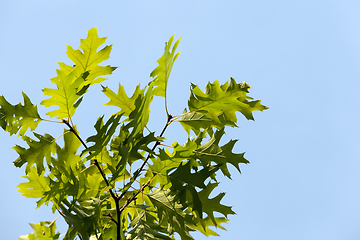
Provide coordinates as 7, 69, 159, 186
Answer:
1, 1, 360, 239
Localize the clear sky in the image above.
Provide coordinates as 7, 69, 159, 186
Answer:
1, 1, 360, 239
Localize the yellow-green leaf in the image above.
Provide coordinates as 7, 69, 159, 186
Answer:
188, 77, 268, 124
149, 34, 181, 98
66, 27, 117, 90
17, 166, 50, 199
0, 92, 41, 136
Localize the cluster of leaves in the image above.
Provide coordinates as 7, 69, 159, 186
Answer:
0, 28, 267, 240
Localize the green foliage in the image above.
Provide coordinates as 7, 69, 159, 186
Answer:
0, 92, 41, 136
1, 28, 267, 240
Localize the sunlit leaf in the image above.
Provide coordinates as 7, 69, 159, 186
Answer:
187, 78, 268, 124
179, 109, 236, 135
0, 92, 41, 136
41, 69, 85, 119
13, 133, 56, 174
17, 166, 50, 199
66, 27, 117, 90
102, 83, 142, 117
149, 34, 181, 98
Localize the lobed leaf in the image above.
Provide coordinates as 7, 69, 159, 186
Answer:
179, 109, 236, 135
41, 69, 85, 119
0, 92, 41, 136
198, 183, 235, 226
41, 27, 116, 119
19, 221, 60, 240
13, 132, 56, 174
147, 190, 195, 240
17, 166, 50, 199
149, 34, 181, 98
182, 77, 268, 134
102, 83, 142, 118
82, 114, 122, 160
66, 27, 117, 90
126, 210, 174, 240
194, 128, 249, 179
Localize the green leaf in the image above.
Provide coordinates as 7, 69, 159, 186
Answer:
102, 83, 142, 117
194, 128, 249, 179
0, 92, 41, 136
41, 69, 85, 119
169, 161, 220, 189
187, 78, 268, 124
66, 27, 117, 90
198, 183, 235, 226
149, 34, 181, 98
17, 166, 50, 199
126, 210, 174, 240
148, 190, 195, 240
125, 84, 153, 137
13, 133, 56, 174
20, 221, 60, 240
60, 200, 100, 240
190, 216, 229, 237
43, 129, 85, 207
41, 27, 116, 119
82, 114, 122, 160
179, 109, 237, 135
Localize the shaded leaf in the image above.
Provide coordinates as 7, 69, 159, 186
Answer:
169, 161, 220, 189
194, 128, 249, 179
82, 114, 122, 160
198, 183, 235, 226
148, 190, 195, 240
126, 210, 174, 240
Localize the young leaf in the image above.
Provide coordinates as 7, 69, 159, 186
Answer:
187, 77, 268, 125
41, 69, 85, 119
41, 28, 116, 119
102, 83, 142, 117
149, 34, 181, 98
13, 132, 57, 174
66, 27, 117, 90
19, 221, 60, 240
0, 92, 41, 136
124, 84, 153, 137
17, 166, 50, 199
